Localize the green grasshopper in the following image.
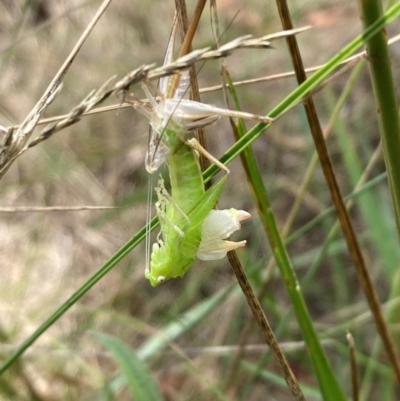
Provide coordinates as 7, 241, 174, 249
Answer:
129, 24, 272, 287
135, 79, 256, 286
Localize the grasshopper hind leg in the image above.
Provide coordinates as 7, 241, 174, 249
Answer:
186, 138, 230, 176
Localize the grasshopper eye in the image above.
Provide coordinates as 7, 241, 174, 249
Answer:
157, 276, 168, 284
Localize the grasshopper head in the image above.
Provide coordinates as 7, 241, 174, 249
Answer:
145, 241, 195, 287
145, 242, 174, 287
145, 271, 169, 287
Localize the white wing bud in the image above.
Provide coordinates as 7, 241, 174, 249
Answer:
197, 209, 251, 260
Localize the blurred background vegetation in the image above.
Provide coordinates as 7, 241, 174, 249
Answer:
0, 0, 399, 400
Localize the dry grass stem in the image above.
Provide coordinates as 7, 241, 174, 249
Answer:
277, 0, 400, 383
0, 0, 113, 179
0, 206, 116, 213
226, 251, 307, 401
0, 27, 308, 177
346, 332, 359, 401
7, 29, 400, 137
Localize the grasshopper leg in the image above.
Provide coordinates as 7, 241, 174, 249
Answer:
186, 138, 230, 176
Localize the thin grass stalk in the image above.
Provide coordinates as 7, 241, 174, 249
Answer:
276, 0, 400, 384
170, 0, 207, 98
207, 11, 306, 395
346, 332, 360, 401
225, 251, 307, 401
174, 0, 211, 176
357, 0, 400, 240
328, 337, 395, 381
208, 6, 297, 395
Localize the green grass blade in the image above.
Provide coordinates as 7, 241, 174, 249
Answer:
356, 0, 400, 383
357, 0, 400, 240
92, 332, 163, 401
